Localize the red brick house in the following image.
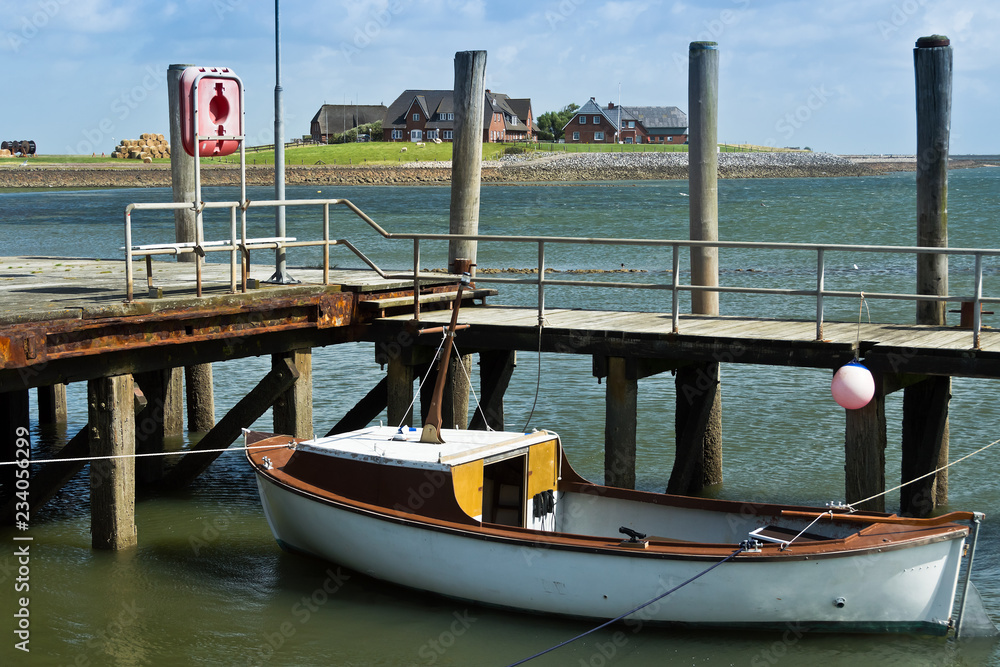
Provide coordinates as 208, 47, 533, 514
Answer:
384, 89, 535, 143
563, 98, 688, 144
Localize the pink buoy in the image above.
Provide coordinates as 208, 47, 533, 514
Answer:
831, 361, 875, 410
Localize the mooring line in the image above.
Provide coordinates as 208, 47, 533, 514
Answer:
0, 441, 286, 466
848, 436, 1000, 511
505, 543, 748, 667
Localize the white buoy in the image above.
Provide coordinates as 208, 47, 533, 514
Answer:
831, 361, 875, 410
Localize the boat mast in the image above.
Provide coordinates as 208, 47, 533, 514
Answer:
420, 274, 471, 444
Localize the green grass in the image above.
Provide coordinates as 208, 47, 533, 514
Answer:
1, 141, 805, 168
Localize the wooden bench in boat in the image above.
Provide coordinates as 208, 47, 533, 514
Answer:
750, 524, 832, 544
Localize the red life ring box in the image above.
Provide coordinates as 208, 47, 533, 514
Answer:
179, 66, 242, 157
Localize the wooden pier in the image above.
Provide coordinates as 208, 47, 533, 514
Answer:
3, 252, 1000, 549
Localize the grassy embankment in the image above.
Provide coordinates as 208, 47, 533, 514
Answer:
0, 141, 800, 167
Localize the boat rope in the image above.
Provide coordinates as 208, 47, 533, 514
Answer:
452, 338, 492, 431
847, 435, 1000, 511
521, 320, 547, 432
395, 330, 449, 430
0, 441, 291, 466
854, 290, 870, 360
778, 510, 833, 550
504, 542, 751, 667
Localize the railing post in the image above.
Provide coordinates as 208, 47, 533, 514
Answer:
124, 209, 134, 302
816, 248, 825, 340
229, 205, 238, 294
973, 253, 983, 349
538, 241, 546, 326
323, 203, 330, 285
671, 245, 680, 333
413, 239, 421, 321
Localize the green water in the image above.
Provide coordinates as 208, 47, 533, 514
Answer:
2, 170, 1000, 665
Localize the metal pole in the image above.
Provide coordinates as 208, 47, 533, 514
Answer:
266, 0, 297, 284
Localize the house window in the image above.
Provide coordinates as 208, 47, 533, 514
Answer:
443, 130, 453, 140
412, 113, 420, 122
572, 131, 580, 141
449, 113, 454, 120
391, 130, 402, 140
427, 130, 438, 140
594, 131, 604, 141
593, 116, 600, 124
411, 130, 422, 141
628, 121, 635, 128
579, 116, 586, 124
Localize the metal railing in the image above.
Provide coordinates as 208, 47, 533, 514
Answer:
124, 197, 1000, 349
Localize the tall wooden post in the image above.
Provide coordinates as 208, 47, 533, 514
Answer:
1, 390, 30, 510
37, 383, 67, 425
903, 35, 952, 515
133, 369, 183, 485
671, 41, 723, 494
844, 384, 887, 512
272, 349, 313, 440
185, 365, 215, 432
89, 375, 137, 550
604, 357, 637, 489
444, 50, 486, 429
387, 356, 415, 428
167, 64, 197, 259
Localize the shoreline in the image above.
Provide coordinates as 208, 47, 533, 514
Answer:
0, 153, 993, 189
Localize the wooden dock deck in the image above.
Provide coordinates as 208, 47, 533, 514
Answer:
369, 306, 1000, 378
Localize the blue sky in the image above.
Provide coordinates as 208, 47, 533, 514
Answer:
2, 0, 998, 155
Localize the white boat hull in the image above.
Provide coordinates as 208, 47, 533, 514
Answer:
254, 473, 964, 634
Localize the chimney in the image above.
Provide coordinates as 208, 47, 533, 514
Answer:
608, 101, 615, 109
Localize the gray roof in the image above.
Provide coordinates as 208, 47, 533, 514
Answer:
385, 89, 532, 131
311, 104, 386, 134
621, 105, 688, 132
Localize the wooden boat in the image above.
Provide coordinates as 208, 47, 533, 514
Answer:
246, 279, 985, 636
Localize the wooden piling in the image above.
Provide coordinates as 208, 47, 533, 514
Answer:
273, 349, 313, 440
185, 364, 215, 432
167, 64, 197, 261
89, 374, 137, 550
903, 35, 952, 516
37, 383, 67, 425
673, 40, 723, 495
1, 389, 29, 511
469, 350, 516, 431
387, 356, 415, 428
668, 363, 722, 495
448, 50, 487, 277
844, 387, 887, 512
604, 357, 637, 489
133, 369, 180, 485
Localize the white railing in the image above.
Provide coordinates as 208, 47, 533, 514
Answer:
124, 197, 1000, 348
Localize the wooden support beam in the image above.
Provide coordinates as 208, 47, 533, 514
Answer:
133, 369, 181, 486
160, 357, 300, 490
668, 362, 723, 495
444, 354, 472, 430
89, 374, 137, 550
845, 388, 887, 512
273, 349, 313, 440
37, 383, 67, 425
185, 363, 215, 432
387, 357, 415, 428
470, 350, 516, 431
901, 376, 950, 516
604, 357, 637, 489
327, 377, 388, 436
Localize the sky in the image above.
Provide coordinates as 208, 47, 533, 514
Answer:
2, 0, 998, 156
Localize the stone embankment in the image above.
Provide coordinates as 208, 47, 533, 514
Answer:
1, 151, 984, 189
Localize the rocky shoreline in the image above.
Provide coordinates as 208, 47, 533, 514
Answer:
0, 152, 990, 189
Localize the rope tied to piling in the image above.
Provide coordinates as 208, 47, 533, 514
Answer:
0, 440, 293, 466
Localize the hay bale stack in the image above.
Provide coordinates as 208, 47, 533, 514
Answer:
112, 134, 172, 159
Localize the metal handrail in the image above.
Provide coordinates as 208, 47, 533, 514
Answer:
125, 197, 999, 349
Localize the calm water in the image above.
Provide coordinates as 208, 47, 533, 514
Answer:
2, 169, 1000, 665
